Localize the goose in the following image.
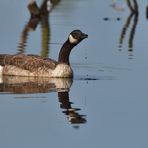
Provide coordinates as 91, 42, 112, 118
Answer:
0, 30, 88, 78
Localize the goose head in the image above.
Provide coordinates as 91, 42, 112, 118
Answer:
68, 30, 88, 45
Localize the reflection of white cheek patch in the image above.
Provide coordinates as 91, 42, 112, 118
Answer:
69, 34, 78, 44
0, 65, 3, 76
47, 0, 53, 11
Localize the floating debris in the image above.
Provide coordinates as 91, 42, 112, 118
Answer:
103, 17, 110, 21
116, 17, 121, 21
103, 17, 121, 21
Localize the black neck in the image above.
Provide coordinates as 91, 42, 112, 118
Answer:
58, 39, 76, 65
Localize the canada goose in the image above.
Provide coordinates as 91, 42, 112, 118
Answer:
0, 30, 88, 77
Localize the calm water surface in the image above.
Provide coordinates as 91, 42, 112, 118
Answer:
0, 0, 148, 148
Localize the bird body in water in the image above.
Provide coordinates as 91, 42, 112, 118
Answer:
0, 30, 88, 78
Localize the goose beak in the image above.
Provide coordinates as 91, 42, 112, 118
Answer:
81, 33, 88, 39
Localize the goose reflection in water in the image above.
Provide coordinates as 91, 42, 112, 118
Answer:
18, 0, 61, 57
119, 0, 139, 57
0, 0, 86, 126
0, 76, 86, 126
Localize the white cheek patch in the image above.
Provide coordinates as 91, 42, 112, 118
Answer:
69, 34, 78, 44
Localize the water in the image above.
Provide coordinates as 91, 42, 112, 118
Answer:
0, 0, 148, 147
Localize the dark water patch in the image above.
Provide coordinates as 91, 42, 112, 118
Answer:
74, 75, 116, 81
80, 78, 99, 80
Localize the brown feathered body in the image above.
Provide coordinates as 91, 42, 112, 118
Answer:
0, 54, 58, 77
